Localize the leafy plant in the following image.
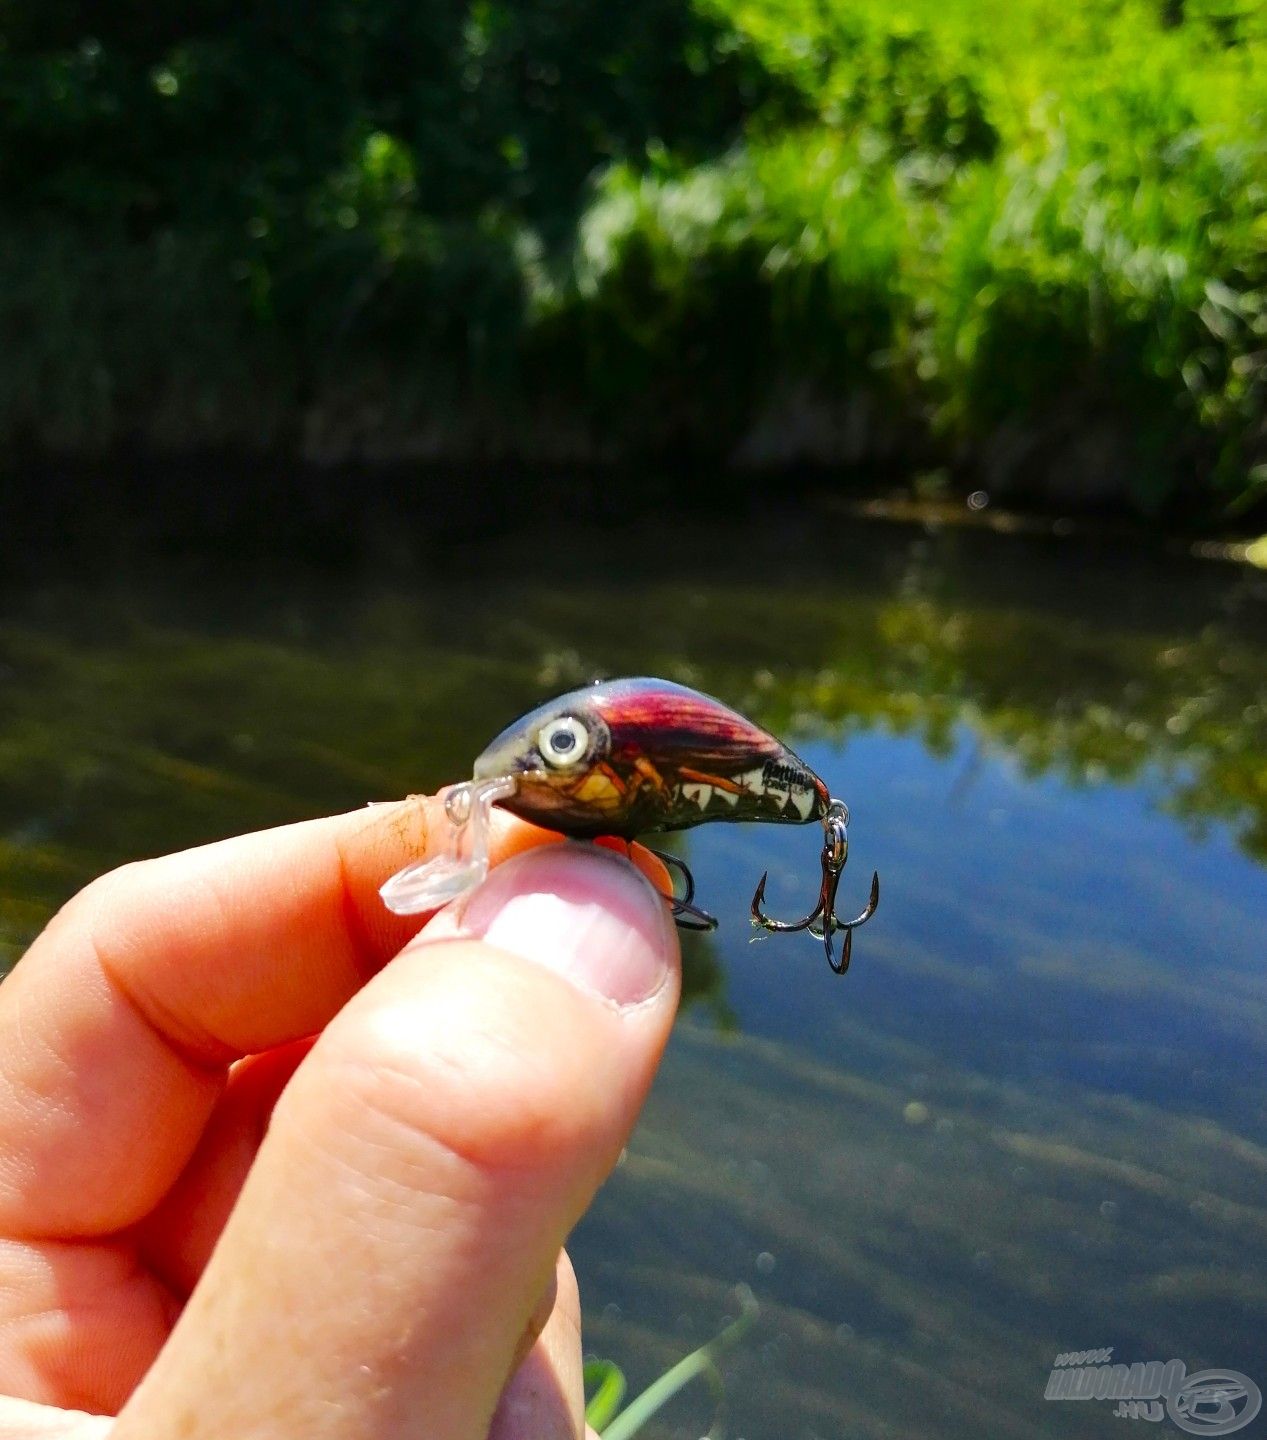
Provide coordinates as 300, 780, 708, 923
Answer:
583, 1287, 759, 1438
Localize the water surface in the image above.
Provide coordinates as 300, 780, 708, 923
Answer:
2, 514, 1265, 1437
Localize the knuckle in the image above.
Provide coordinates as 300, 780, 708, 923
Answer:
26, 860, 147, 963
54, 860, 145, 931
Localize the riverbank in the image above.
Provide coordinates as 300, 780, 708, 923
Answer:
2, 0, 1263, 520
5, 457, 1265, 587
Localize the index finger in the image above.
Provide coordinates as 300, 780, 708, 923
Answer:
0, 798, 560, 1238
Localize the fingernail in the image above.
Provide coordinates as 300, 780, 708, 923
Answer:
425, 844, 675, 1007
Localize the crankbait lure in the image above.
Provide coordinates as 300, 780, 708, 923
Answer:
380, 677, 879, 974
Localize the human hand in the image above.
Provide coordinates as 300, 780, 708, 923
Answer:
0, 798, 680, 1439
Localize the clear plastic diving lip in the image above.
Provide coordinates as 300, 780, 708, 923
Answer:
379, 775, 518, 915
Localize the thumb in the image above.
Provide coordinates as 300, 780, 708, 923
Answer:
113, 844, 680, 1440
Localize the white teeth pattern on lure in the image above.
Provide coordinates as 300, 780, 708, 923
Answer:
681, 782, 713, 809
738, 767, 767, 796
792, 788, 815, 819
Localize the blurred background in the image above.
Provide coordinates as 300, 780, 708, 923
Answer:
2, 1, 1267, 1437
0, 0, 1265, 526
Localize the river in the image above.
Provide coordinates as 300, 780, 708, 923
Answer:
1, 511, 1265, 1437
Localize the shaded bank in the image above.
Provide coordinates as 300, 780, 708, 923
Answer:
4, 461, 1265, 589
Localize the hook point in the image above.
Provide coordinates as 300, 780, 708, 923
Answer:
750, 871, 770, 921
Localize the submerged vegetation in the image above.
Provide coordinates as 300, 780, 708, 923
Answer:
1, 0, 1265, 515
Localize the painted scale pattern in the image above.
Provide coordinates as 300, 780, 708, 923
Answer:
472, 677, 830, 840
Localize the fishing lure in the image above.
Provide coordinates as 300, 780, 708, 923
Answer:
380, 677, 879, 973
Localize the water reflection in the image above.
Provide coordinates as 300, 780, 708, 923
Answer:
1, 515, 1265, 1436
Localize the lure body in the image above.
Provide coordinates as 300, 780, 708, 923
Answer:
473, 677, 830, 839
380, 675, 879, 973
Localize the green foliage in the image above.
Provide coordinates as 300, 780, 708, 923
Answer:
583, 1288, 758, 1437
582, 1360, 627, 1431
700, 0, 1000, 162
0, 0, 1264, 513
0, 0, 773, 225
536, 137, 907, 442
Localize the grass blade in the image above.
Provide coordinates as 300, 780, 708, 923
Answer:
600, 1286, 759, 1440
584, 1359, 628, 1431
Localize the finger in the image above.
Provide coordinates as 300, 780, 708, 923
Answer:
137, 863, 668, 1295
0, 1231, 180, 1413
112, 844, 680, 1440
0, 798, 559, 1237
0, 1043, 309, 1416
490, 1253, 584, 1440
136, 1040, 315, 1297
0, 1395, 112, 1439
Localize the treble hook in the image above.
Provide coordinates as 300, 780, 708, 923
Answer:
750, 800, 880, 974
647, 847, 719, 932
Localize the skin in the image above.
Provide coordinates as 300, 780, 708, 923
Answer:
0, 796, 681, 1439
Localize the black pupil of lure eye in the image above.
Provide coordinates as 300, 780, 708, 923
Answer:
550, 728, 577, 753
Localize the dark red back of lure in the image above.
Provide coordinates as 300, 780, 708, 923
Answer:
473, 677, 830, 840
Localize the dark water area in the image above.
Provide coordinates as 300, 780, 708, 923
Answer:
1, 510, 1265, 1437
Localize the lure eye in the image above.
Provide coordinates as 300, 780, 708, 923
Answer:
538, 716, 589, 768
